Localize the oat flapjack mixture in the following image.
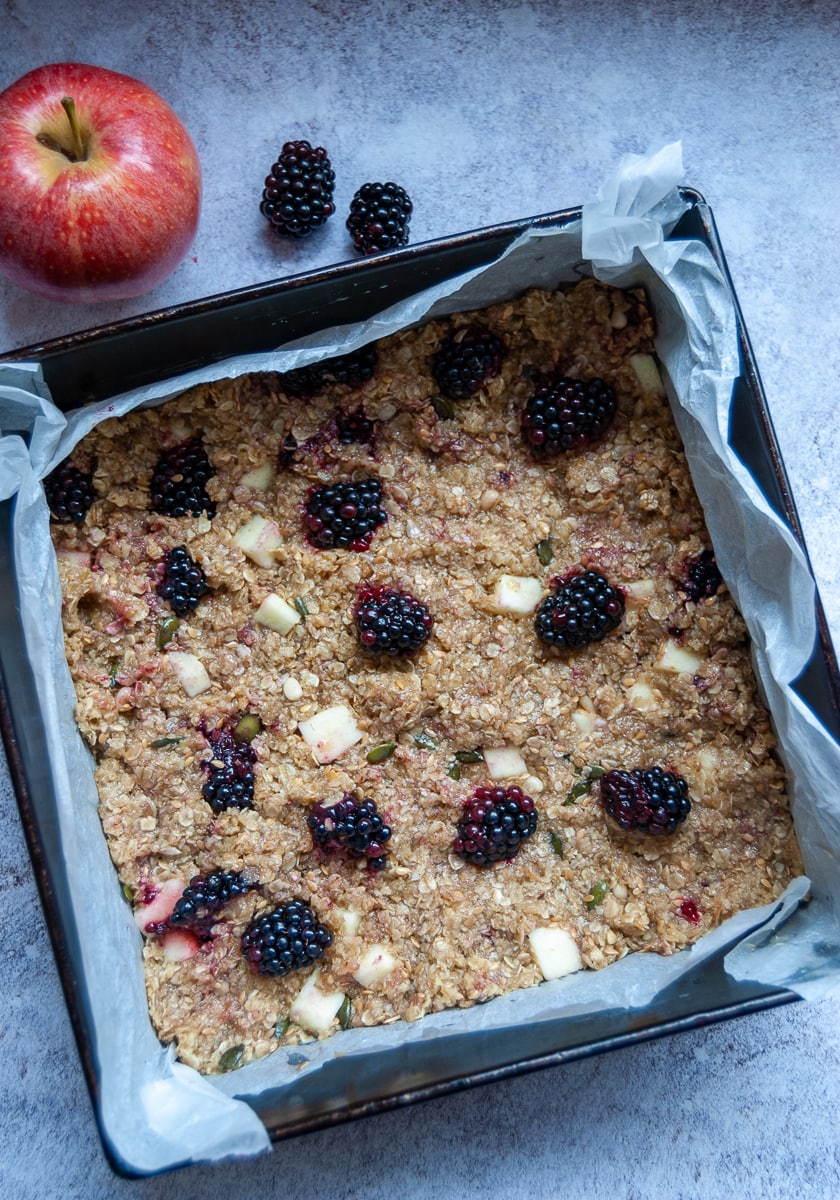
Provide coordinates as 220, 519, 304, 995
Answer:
47, 279, 802, 1074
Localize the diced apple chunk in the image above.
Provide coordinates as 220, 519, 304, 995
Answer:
289, 969, 346, 1034
161, 929, 201, 962
627, 681, 655, 710
333, 907, 362, 937
654, 639, 704, 675
353, 945, 397, 987
489, 575, 544, 614
134, 878, 185, 935
298, 704, 363, 764
483, 746, 527, 780
630, 353, 666, 396
56, 548, 91, 569
254, 593, 301, 635
572, 708, 598, 735
239, 462, 275, 490
528, 928, 583, 981
168, 651, 212, 697
233, 514, 284, 568
623, 578, 655, 600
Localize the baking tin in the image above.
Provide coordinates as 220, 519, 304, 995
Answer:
0, 189, 837, 1174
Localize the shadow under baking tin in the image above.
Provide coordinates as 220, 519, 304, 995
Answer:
0, 190, 836, 1174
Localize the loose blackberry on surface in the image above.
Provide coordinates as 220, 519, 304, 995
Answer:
431, 324, 507, 400
169, 870, 259, 929
453, 785, 538, 866
44, 462, 95, 523
522, 377, 617, 454
201, 725, 258, 814
535, 569, 625, 650
260, 140, 336, 239
156, 545, 209, 615
241, 899, 333, 977
353, 584, 433, 656
150, 437, 216, 518
346, 182, 412, 254
303, 477, 387, 549
308, 793, 392, 871
600, 766, 692, 835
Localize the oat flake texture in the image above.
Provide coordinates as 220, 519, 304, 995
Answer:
50, 279, 801, 1074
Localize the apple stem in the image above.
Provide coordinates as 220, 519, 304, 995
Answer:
60, 96, 86, 162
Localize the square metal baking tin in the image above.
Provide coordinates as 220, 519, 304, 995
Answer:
1, 190, 838, 1174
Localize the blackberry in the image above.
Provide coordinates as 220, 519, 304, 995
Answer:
260, 140, 335, 239
150, 437, 216, 518
44, 462, 95, 523
278, 346, 378, 401
169, 869, 259, 928
202, 727, 257, 814
522, 377, 617, 454
242, 898, 332, 977
453, 785, 537, 866
156, 546, 210, 615
303, 478, 387, 550
308, 793, 392, 871
353, 584, 432, 656
431, 325, 507, 400
347, 182, 412, 254
535, 569, 625, 651
681, 550, 723, 602
277, 364, 322, 398
336, 408, 375, 444
324, 345, 379, 389
600, 765, 692, 835
278, 432, 299, 469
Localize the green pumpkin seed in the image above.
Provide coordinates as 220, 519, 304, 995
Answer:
234, 713, 262, 743
431, 395, 456, 421
218, 1044, 245, 1072
367, 742, 397, 764
157, 615, 180, 649
535, 538, 554, 566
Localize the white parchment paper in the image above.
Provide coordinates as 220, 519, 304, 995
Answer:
2, 144, 839, 1174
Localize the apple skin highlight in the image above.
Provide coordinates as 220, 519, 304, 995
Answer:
0, 61, 202, 302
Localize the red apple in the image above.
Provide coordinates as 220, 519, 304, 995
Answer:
0, 62, 201, 303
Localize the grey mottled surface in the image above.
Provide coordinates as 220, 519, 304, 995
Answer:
1, 0, 839, 1195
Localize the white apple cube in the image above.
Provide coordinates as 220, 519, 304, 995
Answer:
134, 878, 185, 935
233, 514, 284, 568
654, 639, 704, 675
627, 681, 655, 710
168, 650, 212, 697
528, 928, 583, 980
161, 928, 200, 962
630, 353, 666, 396
483, 746, 527, 780
298, 704, 363, 764
333, 907, 362, 938
353, 945, 397, 987
489, 575, 544, 614
56, 548, 91, 569
623, 578, 655, 600
572, 708, 598, 735
254, 593, 301, 635
239, 462, 275, 490
289, 969, 346, 1034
